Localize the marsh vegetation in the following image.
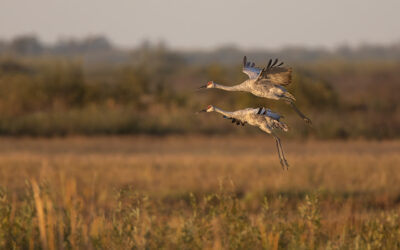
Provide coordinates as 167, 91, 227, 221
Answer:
0, 136, 399, 249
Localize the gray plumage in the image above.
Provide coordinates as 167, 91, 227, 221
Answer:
199, 105, 289, 169
200, 56, 311, 124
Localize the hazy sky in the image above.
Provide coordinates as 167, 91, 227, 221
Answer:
1, 0, 399, 50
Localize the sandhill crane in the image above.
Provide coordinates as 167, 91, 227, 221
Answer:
199, 56, 312, 124
198, 105, 289, 169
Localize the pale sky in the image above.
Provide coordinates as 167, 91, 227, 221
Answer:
0, 0, 399, 50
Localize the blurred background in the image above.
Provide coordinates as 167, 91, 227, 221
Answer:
1, 1, 400, 248
0, 0, 399, 139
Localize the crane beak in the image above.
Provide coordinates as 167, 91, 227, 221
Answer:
196, 109, 207, 114
197, 85, 207, 90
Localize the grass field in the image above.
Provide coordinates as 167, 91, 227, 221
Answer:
0, 136, 399, 249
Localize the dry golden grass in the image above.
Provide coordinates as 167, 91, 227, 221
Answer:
0, 136, 399, 249
1, 136, 399, 194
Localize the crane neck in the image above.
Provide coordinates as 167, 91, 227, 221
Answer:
214, 81, 248, 92
214, 107, 234, 117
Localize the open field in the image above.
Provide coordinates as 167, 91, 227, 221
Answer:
0, 136, 400, 249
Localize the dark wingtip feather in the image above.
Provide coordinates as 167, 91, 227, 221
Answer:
267, 59, 272, 69
243, 56, 247, 67
272, 58, 278, 67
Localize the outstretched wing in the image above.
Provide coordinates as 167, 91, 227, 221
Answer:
242, 56, 262, 79
256, 58, 292, 85
222, 115, 246, 126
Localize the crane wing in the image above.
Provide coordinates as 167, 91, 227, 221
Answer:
242, 56, 262, 79
266, 116, 288, 131
222, 115, 246, 126
256, 58, 292, 85
256, 107, 283, 121
256, 107, 288, 131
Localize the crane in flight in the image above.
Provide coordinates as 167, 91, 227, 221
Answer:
198, 105, 290, 169
199, 56, 312, 124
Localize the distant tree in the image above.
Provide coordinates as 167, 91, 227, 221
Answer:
0, 40, 6, 53
80, 36, 113, 52
52, 35, 113, 55
10, 35, 43, 55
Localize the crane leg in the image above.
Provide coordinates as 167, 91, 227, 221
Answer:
278, 137, 289, 170
290, 102, 312, 125
274, 136, 284, 170
273, 135, 289, 170
273, 134, 289, 170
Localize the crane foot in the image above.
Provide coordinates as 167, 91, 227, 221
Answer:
304, 117, 312, 125
280, 160, 285, 170
282, 159, 289, 170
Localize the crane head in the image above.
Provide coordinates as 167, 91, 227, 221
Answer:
198, 81, 215, 89
206, 105, 215, 112
197, 105, 215, 113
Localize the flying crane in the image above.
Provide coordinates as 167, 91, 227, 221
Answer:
198, 105, 290, 169
199, 56, 312, 124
